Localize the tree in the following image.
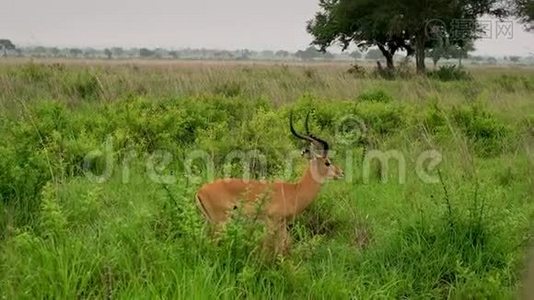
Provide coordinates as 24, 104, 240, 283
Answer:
33, 46, 47, 57
260, 50, 275, 58
515, 0, 534, 29
213, 50, 234, 60
111, 47, 124, 58
83, 48, 98, 58
426, 35, 452, 68
0, 39, 16, 57
307, 0, 414, 70
139, 48, 155, 58
470, 55, 485, 62
295, 47, 322, 61
50, 47, 61, 57
449, 40, 475, 66
275, 50, 290, 58
168, 50, 180, 59
69, 48, 83, 58
238, 49, 252, 60
394, 0, 504, 72
307, 0, 506, 73
509, 56, 521, 63
487, 56, 498, 65
104, 48, 112, 59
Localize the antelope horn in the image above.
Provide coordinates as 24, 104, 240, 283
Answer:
309, 134, 330, 157
304, 111, 330, 156
290, 111, 330, 157
290, 111, 314, 143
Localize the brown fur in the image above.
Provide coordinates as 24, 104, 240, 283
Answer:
196, 156, 343, 254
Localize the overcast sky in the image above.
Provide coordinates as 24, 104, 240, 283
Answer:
2, 0, 533, 56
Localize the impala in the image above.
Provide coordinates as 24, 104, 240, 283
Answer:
195, 112, 344, 254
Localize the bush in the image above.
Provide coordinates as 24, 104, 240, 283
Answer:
422, 103, 448, 135
347, 64, 367, 77
355, 101, 404, 136
357, 89, 393, 103
451, 105, 510, 156
428, 65, 472, 81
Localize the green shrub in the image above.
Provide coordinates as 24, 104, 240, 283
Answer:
347, 64, 367, 77
422, 103, 448, 135
451, 105, 510, 156
355, 101, 404, 136
38, 182, 67, 239
428, 65, 472, 81
357, 89, 393, 103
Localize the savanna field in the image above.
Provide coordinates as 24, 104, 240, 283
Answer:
1, 59, 534, 298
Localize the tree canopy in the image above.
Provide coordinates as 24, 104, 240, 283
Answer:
307, 0, 507, 73
0, 39, 16, 57
307, 0, 415, 70
515, 0, 534, 29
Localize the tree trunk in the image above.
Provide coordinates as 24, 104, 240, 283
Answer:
415, 33, 426, 74
385, 54, 394, 70
377, 44, 395, 70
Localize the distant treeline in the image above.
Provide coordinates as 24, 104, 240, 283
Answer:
1, 44, 349, 61
1, 40, 533, 65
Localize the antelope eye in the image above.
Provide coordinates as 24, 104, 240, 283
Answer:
325, 161, 331, 166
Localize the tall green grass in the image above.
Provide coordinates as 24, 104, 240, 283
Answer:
0, 60, 533, 298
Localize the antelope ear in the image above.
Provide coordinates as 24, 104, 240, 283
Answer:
301, 148, 312, 159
